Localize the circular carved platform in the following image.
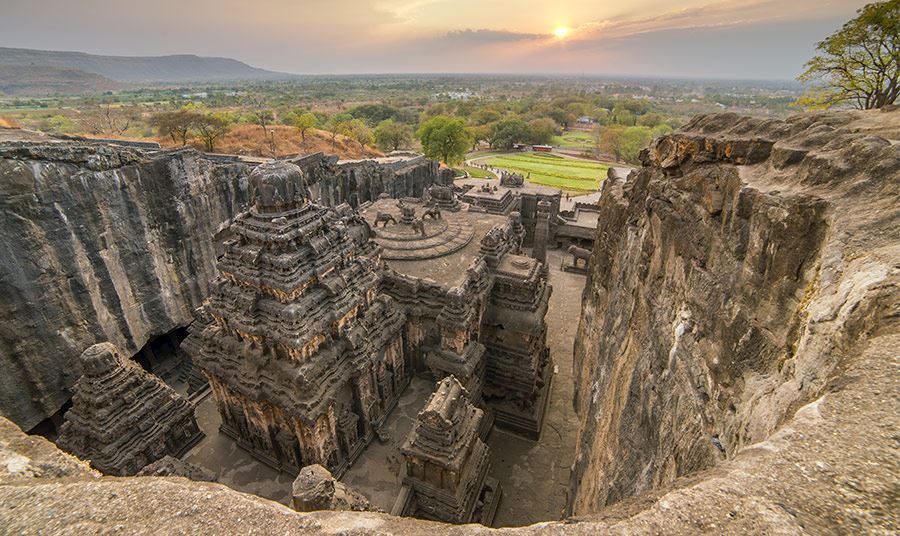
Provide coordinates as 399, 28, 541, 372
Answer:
369, 211, 474, 260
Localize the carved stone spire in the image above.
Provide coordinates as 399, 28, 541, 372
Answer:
57, 342, 202, 476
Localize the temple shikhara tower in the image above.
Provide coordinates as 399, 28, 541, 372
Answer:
57, 342, 202, 476
184, 162, 408, 476
480, 254, 552, 438
398, 376, 500, 524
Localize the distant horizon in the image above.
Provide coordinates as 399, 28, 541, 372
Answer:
0, 0, 867, 81
0, 45, 806, 85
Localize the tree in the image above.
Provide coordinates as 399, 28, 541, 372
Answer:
253, 109, 274, 133
528, 118, 557, 145
325, 113, 353, 152
151, 108, 200, 146
348, 103, 414, 126
292, 112, 318, 147
416, 115, 473, 166
637, 112, 665, 128
799, 1, 899, 109
491, 117, 531, 149
469, 123, 494, 150
347, 118, 373, 150
374, 119, 413, 152
610, 106, 636, 126
620, 126, 653, 164
598, 126, 625, 161
471, 109, 502, 125
544, 107, 576, 129
650, 124, 674, 138
81, 102, 133, 136
194, 113, 231, 152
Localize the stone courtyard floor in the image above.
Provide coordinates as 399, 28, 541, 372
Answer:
341, 376, 434, 511
183, 394, 294, 505
180, 247, 585, 526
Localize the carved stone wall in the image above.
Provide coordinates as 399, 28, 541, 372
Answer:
57, 342, 202, 476
0, 142, 447, 432
184, 162, 409, 476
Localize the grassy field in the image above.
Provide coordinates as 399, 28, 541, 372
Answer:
551, 129, 596, 150
481, 152, 607, 192
455, 165, 497, 179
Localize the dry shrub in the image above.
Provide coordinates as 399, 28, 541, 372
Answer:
0, 117, 22, 129
171, 124, 383, 160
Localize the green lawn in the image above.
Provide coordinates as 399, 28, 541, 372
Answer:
456, 165, 497, 179
481, 152, 607, 192
551, 129, 596, 150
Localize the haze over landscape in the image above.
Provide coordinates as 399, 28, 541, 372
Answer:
0, 0, 869, 79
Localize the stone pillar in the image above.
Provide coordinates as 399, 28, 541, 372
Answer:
532, 200, 550, 264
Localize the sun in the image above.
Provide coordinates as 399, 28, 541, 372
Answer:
553, 27, 570, 39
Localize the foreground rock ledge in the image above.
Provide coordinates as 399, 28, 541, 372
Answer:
0, 331, 896, 533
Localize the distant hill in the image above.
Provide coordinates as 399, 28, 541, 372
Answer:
0, 47, 292, 84
0, 64, 124, 95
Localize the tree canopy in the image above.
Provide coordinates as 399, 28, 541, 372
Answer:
291, 111, 318, 146
416, 115, 473, 166
799, 0, 899, 109
374, 119, 413, 152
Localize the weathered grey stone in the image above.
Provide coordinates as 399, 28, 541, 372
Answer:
137, 455, 217, 482
291, 464, 375, 512
570, 110, 900, 517
0, 143, 449, 431
0, 144, 251, 431
57, 342, 202, 476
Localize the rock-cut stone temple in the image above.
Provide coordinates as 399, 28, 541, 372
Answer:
56, 342, 203, 476
183, 161, 409, 477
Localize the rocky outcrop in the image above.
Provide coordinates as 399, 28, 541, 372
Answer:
0, 142, 449, 431
570, 110, 899, 518
290, 152, 455, 208
0, 143, 251, 430
137, 455, 217, 482
291, 464, 376, 512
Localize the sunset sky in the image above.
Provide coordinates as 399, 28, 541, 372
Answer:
0, 0, 868, 79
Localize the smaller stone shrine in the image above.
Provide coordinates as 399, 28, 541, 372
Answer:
396, 376, 501, 525
423, 184, 461, 212
57, 342, 203, 476
499, 171, 524, 188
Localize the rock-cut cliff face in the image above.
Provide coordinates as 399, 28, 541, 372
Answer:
570, 110, 899, 513
0, 144, 252, 429
0, 142, 454, 431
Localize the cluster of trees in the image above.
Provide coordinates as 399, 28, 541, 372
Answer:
141, 79, 694, 162
283, 106, 415, 153
151, 105, 231, 151
597, 124, 673, 164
